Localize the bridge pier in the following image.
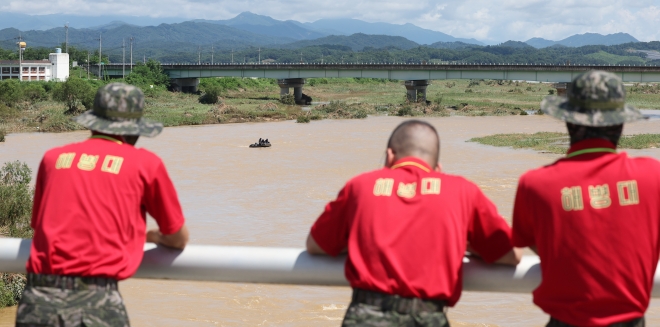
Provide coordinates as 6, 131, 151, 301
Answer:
405, 80, 430, 102
277, 78, 311, 105
170, 78, 200, 93
554, 82, 572, 97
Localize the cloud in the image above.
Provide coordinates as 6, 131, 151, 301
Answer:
1, 0, 659, 42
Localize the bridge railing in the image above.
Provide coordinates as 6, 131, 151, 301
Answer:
3, 238, 660, 297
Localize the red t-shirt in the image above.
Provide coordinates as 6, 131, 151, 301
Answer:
27, 136, 185, 280
513, 139, 660, 326
310, 157, 513, 306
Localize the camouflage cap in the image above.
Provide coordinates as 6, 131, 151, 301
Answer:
73, 83, 163, 137
540, 70, 643, 127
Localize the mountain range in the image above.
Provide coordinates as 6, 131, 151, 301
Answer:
0, 11, 644, 54
525, 33, 639, 48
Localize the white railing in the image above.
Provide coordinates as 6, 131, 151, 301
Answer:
2, 238, 660, 297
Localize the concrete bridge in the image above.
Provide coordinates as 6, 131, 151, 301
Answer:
95, 63, 660, 103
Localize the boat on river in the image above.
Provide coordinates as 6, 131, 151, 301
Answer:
250, 139, 271, 148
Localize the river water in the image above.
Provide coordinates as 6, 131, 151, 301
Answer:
2, 115, 660, 326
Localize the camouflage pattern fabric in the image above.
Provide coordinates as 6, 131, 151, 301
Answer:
342, 302, 450, 327
15, 274, 129, 327
73, 83, 163, 137
541, 70, 643, 127
547, 317, 644, 327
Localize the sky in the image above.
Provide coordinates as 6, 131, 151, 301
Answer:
2, 0, 659, 43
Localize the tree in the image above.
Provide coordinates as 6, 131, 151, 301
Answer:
125, 59, 170, 88
52, 76, 95, 114
0, 80, 23, 107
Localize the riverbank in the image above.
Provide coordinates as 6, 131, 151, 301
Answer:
470, 132, 660, 153
0, 77, 600, 138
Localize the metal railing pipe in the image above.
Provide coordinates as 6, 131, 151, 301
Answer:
1, 238, 659, 296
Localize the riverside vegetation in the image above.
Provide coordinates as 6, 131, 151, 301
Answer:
1, 60, 660, 136
0, 161, 33, 307
469, 132, 660, 154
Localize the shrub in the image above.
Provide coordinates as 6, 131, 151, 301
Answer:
548, 89, 556, 95
0, 161, 33, 307
199, 84, 222, 104
0, 79, 23, 107
525, 86, 534, 91
397, 105, 414, 116
353, 110, 368, 119
444, 82, 456, 88
296, 115, 311, 123
280, 94, 295, 105
0, 129, 5, 142
52, 76, 95, 114
21, 83, 49, 103
468, 80, 480, 87
465, 89, 474, 93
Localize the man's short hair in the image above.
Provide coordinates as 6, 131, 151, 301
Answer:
387, 120, 440, 167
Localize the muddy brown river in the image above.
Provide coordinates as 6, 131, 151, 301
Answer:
2, 115, 660, 326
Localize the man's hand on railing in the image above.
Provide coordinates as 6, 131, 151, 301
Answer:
146, 225, 189, 250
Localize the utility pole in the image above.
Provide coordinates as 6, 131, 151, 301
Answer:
97, 33, 102, 80
300, 52, 303, 63
16, 34, 23, 81
211, 45, 214, 65
129, 37, 134, 73
122, 38, 125, 79
87, 52, 90, 79
64, 23, 69, 53
321, 53, 323, 64
198, 46, 201, 65
258, 47, 261, 64
231, 49, 234, 64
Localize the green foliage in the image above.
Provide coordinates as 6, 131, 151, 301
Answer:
0, 79, 24, 107
21, 83, 49, 103
469, 132, 568, 154
0, 273, 27, 307
397, 104, 414, 116
199, 84, 222, 104
125, 59, 170, 88
296, 115, 311, 123
0, 161, 35, 309
0, 161, 33, 239
548, 89, 556, 95
0, 129, 5, 142
52, 76, 96, 114
470, 132, 660, 154
280, 94, 295, 105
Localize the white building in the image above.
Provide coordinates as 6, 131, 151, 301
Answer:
0, 48, 69, 82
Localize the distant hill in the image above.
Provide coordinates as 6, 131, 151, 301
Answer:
525, 33, 639, 48
194, 12, 325, 40
498, 40, 535, 49
301, 18, 483, 45
0, 13, 186, 31
276, 33, 420, 51
0, 22, 295, 51
428, 41, 478, 49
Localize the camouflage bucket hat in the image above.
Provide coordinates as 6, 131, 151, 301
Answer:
540, 70, 643, 127
73, 83, 163, 137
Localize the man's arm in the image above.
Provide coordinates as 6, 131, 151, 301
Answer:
467, 245, 522, 266
147, 225, 189, 250
306, 234, 327, 255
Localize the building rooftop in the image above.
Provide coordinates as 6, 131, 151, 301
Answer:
0, 60, 51, 65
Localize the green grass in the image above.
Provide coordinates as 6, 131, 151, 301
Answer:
0, 161, 33, 307
469, 133, 660, 154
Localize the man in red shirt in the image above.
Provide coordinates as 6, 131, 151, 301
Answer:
307, 119, 520, 327
16, 83, 189, 327
512, 71, 652, 327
